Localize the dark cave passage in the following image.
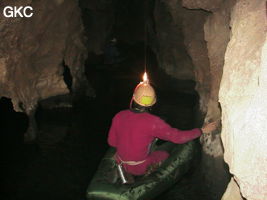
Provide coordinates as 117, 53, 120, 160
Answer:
0, 0, 211, 198
0, 1, 204, 200
1, 0, 266, 200
0, 42, 201, 200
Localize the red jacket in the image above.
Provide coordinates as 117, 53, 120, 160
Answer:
108, 110, 202, 163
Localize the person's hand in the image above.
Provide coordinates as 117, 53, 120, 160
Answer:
201, 121, 218, 134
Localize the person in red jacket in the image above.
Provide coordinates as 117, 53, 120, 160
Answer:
108, 76, 217, 176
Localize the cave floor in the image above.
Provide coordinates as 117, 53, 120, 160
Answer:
1, 44, 209, 200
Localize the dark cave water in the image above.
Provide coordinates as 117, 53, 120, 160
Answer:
1, 44, 204, 200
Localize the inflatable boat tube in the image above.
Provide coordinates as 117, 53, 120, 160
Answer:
86, 140, 198, 200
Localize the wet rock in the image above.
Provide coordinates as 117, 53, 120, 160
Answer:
219, 0, 267, 199
199, 0, 236, 197
39, 95, 73, 110
181, 3, 227, 198
182, 0, 223, 12
0, 0, 91, 140
222, 178, 243, 200
150, 0, 195, 80
152, 0, 267, 199
181, 9, 210, 114
204, 0, 236, 122
150, 1, 230, 197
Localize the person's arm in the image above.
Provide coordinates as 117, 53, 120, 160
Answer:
151, 117, 202, 144
108, 117, 117, 147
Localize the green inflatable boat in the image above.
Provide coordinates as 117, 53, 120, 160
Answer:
86, 140, 198, 200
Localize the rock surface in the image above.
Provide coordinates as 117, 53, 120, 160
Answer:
204, 0, 236, 122
153, 0, 267, 199
182, 0, 223, 11
150, 0, 195, 81
182, 1, 235, 198
221, 178, 243, 200
181, 9, 210, 115
219, 0, 267, 199
150, 1, 233, 197
0, 0, 91, 140
200, 1, 236, 198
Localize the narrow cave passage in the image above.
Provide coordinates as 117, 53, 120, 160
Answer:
1, 44, 201, 200
0, 0, 208, 199
1, 1, 202, 200
3, 0, 266, 200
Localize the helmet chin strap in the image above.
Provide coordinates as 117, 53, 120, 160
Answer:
130, 98, 149, 113
129, 98, 134, 110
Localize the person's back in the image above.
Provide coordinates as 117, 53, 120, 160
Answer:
107, 73, 217, 176
108, 110, 159, 161
108, 109, 204, 175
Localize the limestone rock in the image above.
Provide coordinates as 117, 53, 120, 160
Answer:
0, 0, 88, 112
151, 0, 195, 80
200, 2, 236, 197
219, 0, 267, 199
204, 0, 236, 122
182, 0, 223, 12
0, 0, 91, 140
181, 9, 210, 114
222, 178, 243, 200
182, 0, 239, 198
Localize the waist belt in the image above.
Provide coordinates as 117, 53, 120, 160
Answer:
116, 154, 146, 166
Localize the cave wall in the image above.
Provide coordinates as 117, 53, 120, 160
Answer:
151, 0, 267, 199
181, 8, 210, 116
0, 0, 89, 110
182, 0, 223, 12
79, 0, 115, 55
0, 0, 91, 140
182, 0, 236, 198
150, 0, 195, 80
222, 178, 243, 200
151, 0, 231, 198
219, 0, 267, 199
183, 0, 267, 199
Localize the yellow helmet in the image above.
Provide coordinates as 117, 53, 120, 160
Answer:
132, 82, 156, 107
